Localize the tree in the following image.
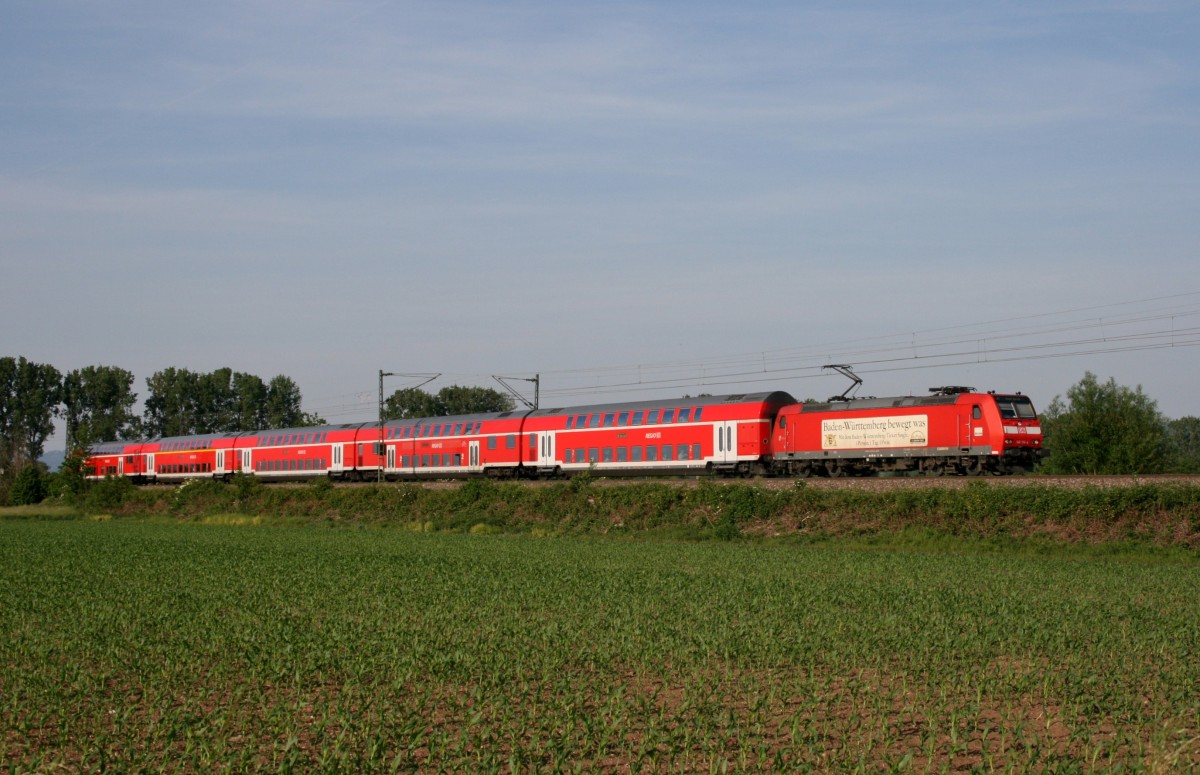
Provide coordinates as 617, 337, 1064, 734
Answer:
436, 385, 516, 415
1164, 416, 1200, 474
0, 356, 63, 466
195, 367, 237, 433
144, 368, 317, 435
1038, 372, 1167, 475
62, 365, 141, 449
264, 375, 306, 428
383, 387, 443, 420
383, 385, 515, 420
10, 463, 48, 506
232, 372, 269, 431
143, 367, 200, 438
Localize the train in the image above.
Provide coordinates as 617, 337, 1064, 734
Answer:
84, 384, 1042, 482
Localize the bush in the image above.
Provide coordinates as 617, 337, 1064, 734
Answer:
10, 465, 48, 506
83, 475, 136, 512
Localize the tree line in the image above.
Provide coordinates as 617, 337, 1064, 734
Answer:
0, 357, 323, 489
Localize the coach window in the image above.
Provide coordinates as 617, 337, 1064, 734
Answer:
600, 413, 613, 427
678, 444, 689, 461
632, 411, 644, 426
617, 447, 628, 463
588, 448, 599, 463
647, 446, 659, 462
662, 445, 674, 462
564, 449, 573, 463
454, 423, 463, 435
693, 408, 703, 422
587, 414, 600, 428
646, 410, 660, 424
678, 408, 691, 423
565, 417, 574, 430
529, 435, 538, 450
692, 443, 702, 460
662, 409, 675, 424
632, 446, 643, 462
618, 412, 630, 426
488, 436, 497, 450
506, 434, 516, 449
973, 405, 982, 420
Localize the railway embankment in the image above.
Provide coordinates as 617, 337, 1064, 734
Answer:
31, 474, 1200, 549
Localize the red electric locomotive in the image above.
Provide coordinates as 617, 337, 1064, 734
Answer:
768, 387, 1042, 476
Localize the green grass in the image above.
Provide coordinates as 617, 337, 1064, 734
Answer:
1, 520, 1197, 772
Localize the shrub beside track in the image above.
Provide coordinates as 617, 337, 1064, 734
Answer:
39, 475, 1200, 548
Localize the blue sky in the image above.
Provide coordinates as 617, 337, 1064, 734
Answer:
2, 0, 1198, 433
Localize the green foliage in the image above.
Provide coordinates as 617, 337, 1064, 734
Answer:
0, 355, 63, 464
61, 365, 141, 448
383, 384, 515, 420
9, 464, 48, 506
1039, 371, 1168, 474
143, 368, 317, 437
1165, 416, 1200, 474
82, 475, 136, 512
48, 477, 1200, 548
48, 449, 90, 500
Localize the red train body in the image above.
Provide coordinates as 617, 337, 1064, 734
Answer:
84, 386, 1041, 483
770, 388, 1041, 476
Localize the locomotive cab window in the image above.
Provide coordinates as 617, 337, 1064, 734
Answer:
995, 396, 1037, 419
973, 405, 982, 420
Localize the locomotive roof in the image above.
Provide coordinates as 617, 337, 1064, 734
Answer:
799, 394, 966, 412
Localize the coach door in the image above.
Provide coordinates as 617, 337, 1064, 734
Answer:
147, 453, 156, 477
215, 450, 225, 475
714, 422, 737, 462
468, 441, 482, 473
241, 449, 252, 474
537, 432, 556, 469
331, 444, 345, 474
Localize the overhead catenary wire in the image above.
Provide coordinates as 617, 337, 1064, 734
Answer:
305, 291, 1200, 417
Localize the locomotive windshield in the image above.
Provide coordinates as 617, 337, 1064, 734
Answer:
995, 395, 1037, 420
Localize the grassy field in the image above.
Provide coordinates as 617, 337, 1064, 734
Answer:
2, 519, 1198, 772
